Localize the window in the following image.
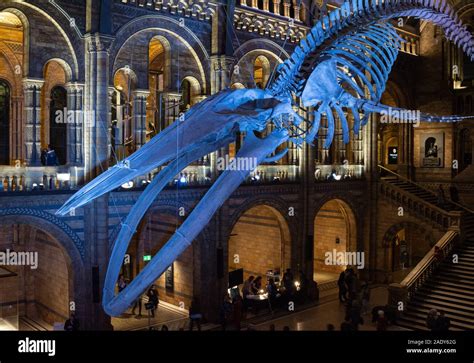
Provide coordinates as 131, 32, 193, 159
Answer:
49, 86, 68, 165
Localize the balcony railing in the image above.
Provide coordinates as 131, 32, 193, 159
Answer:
388, 230, 459, 310
0, 166, 81, 193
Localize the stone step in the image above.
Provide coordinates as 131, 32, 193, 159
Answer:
424, 281, 474, 297
440, 264, 474, 273
407, 303, 474, 323
411, 296, 474, 314
418, 287, 474, 303
437, 271, 474, 284
401, 310, 473, 330
409, 300, 474, 320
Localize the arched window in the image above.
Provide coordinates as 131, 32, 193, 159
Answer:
49, 86, 67, 165
181, 79, 192, 112
254, 55, 270, 89
111, 89, 127, 164
149, 37, 166, 135
0, 80, 10, 165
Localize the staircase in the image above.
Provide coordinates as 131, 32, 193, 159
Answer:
381, 166, 474, 331
396, 239, 474, 331
383, 178, 460, 212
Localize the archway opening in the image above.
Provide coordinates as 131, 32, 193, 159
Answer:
112, 68, 136, 161
111, 209, 195, 330
253, 55, 270, 89
383, 223, 433, 283
49, 86, 67, 165
229, 205, 291, 291
148, 37, 167, 138
0, 224, 74, 330
42, 60, 70, 165
313, 199, 357, 284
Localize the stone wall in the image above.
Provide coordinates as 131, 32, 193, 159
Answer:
228, 205, 290, 281
314, 200, 348, 274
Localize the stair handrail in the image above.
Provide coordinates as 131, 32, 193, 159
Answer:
378, 165, 474, 214
388, 230, 459, 308
400, 230, 458, 290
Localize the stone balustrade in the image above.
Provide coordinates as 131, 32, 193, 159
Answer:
0, 166, 81, 192
388, 230, 459, 310
379, 178, 463, 231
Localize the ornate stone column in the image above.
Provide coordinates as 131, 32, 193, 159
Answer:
66, 83, 85, 165
292, 0, 300, 21
210, 55, 235, 93
84, 34, 113, 180
161, 92, 182, 127
273, 0, 281, 14
283, 1, 291, 17
132, 89, 150, 150
11, 95, 24, 162
83, 33, 114, 331
23, 79, 44, 166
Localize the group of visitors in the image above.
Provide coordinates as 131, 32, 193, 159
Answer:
337, 268, 373, 331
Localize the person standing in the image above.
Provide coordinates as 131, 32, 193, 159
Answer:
64, 313, 80, 331
189, 298, 203, 331
338, 270, 347, 302
118, 274, 127, 293
132, 295, 142, 317
147, 285, 159, 318
219, 294, 233, 331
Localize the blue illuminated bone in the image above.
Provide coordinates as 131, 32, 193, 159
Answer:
55, 0, 474, 318
57, 89, 297, 215
102, 129, 289, 316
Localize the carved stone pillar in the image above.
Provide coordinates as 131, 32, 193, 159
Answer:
283, 1, 291, 17
84, 34, 113, 180
132, 89, 150, 150
293, 0, 300, 21
11, 96, 23, 162
210, 55, 235, 93
273, 0, 281, 14
23, 79, 44, 166
66, 83, 85, 165
161, 92, 182, 127
263, 0, 269, 11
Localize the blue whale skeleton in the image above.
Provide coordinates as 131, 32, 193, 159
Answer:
57, 0, 474, 316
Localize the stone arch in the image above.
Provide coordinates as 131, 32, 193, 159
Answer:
0, 208, 85, 326
41, 59, 72, 152
0, 8, 29, 78
231, 82, 245, 89
0, 4, 80, 80
254, 55, 271, 89
381, 221, 435, 281
181, 75, 202, 108
0, 42, 22, 94
228, 201, 293, 283
313, 198, 358, 279
232, 49, 284, 89
110, 15, 209, 93
149, 35, 171, 91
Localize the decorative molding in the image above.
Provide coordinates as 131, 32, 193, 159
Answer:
234, 7, 308, 43
0, 208, 85, 260
116, 0, 217, 21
